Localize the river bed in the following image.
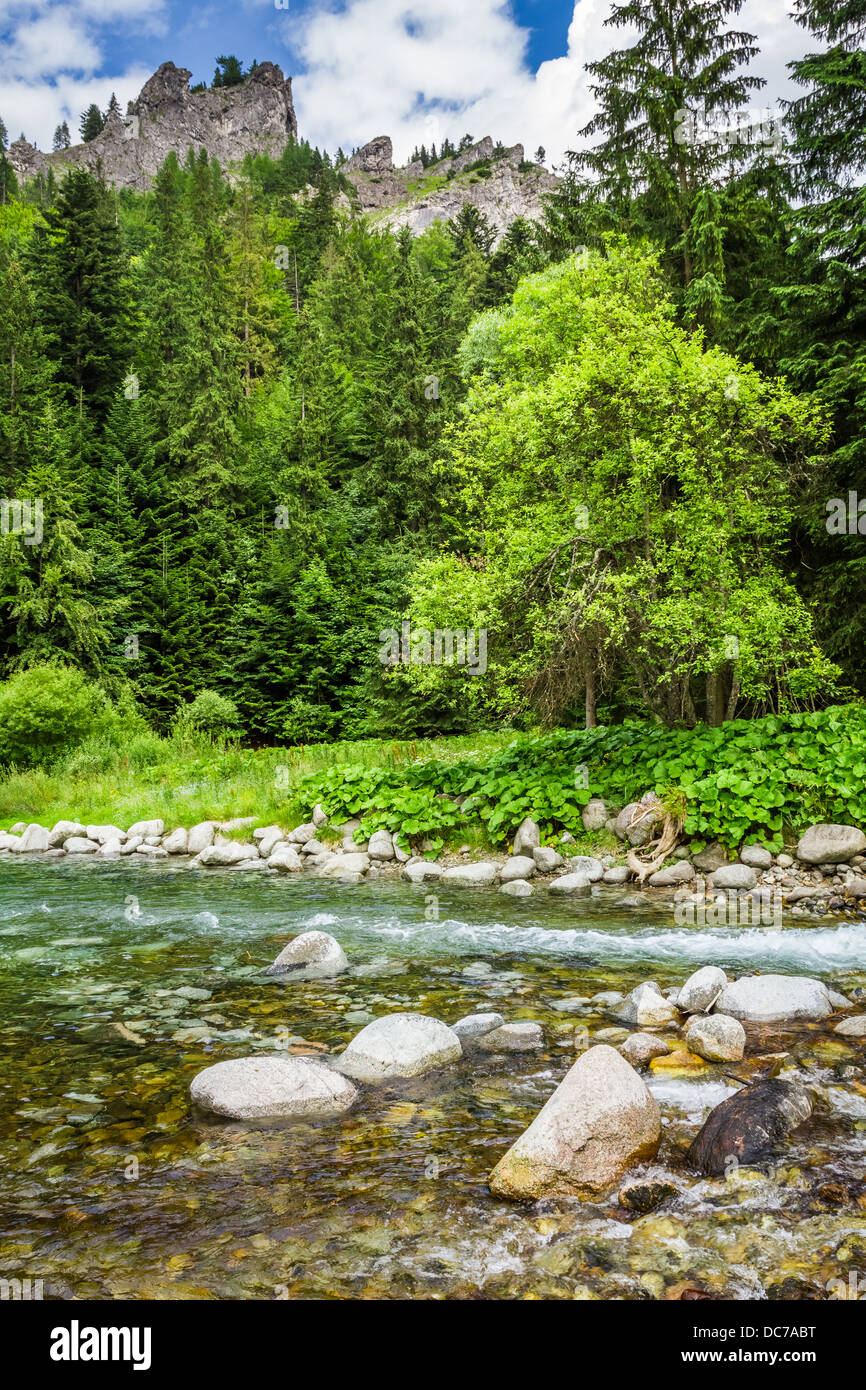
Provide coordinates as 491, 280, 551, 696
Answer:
1, 858, 865, 1300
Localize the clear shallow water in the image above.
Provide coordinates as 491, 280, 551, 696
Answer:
1, 857, 865, 1300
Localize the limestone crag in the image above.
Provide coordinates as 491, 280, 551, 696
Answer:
9, 62, 298, 192
341, 136, 556, 244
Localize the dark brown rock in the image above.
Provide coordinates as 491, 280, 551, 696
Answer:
687, 1079, 813, 1176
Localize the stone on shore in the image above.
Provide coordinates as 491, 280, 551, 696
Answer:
402, 859, 442, 883
48, 820, 85, 847
678, 966, 728, 1014
319, 852, 370, 878
512, 817, 540, 855
268, 843, 304, 872
11, 823, 50, 852
288, 822, 317, 844
501, 855, 536, 881
265, 930, 348, 979
500, 879, 533, 896
190, 1056, 357, 1120
488, 1044, 661, 1200
532, 846, 563, 872
127, 819, 164, 839
197, 841, 255, 867
796, 823, 866, 864
647, 861, 695, 886
86, 824, 126, 845
367, 829, 395, 860
691, 841, 729, 872
451, 1011, 504, 1043
603, 865, 630, 884
63, 836, 98, 854
714, 973, 832, 1022
162, 828, 189, 854
441, 862, 499, 885
688, 1079, 813, 1176
548, 872, 592, 894
581, 798, 608, 832
683, 1013, 746, 1062
477, 1021, 544, 1051
118, 836, 143, 855
567, 855, 604, 881
709, 864, 758, 890
740, 844, 774, 868
334, 1012, 462, 1082
253, 826, 283, 857
187, 822, 215, 854
613, 982, 679, 1027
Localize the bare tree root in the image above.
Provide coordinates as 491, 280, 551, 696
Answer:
626, 814, 683, 884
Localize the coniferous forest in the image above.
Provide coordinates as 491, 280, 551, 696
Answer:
0, 0, 862, 753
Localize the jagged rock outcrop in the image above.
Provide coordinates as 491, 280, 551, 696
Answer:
341, 135, 556, 245
9, 61, 298, 192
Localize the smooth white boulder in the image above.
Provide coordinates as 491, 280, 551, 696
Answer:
190, 1056, 357, 1120
265, 930, 348, 979
740, 844, 773, 868
86, 824, 126, 845
334, 1013, 462, 1081
126, 819, 164, 839
118, 836, 143, 855
162, 828, 189, 854
709, 864, 758, 890
533, 846, 563, 872
48, 820, 85, 847
442, 862, 499, 885
288, 822, 317, 844
678, 966, 728, 1014
12, 823, 50, 852
548, 872, 592, 894
187, 822, 215, 853
501, 855, 536, 881
268, 843, 304, 872
319, 852, 369, 878
567, 854, 604, 881
197, 842, 255, 866
451, 1012, 504, 1043
98, 837, 123, 856
500, 879, 533, 896
367, 829, 395, 860
797, 823, 866, 863
488, 1044, 661, 1199
714, 973, 832, 1022
512, 817, 540, 854
683, 1013, 745, 1061
478, 1021, 544, 1051
402, 859, 442, 883
834, 1015, 866, 1037
63, 836, 98, 854
613, 982, 679, 1027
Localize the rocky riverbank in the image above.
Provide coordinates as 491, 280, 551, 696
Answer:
186, 926, 866, 1215
3, 806, 865, 924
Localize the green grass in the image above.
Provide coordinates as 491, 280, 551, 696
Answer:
0, 729, 514, 835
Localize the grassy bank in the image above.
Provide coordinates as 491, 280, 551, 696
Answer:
1, 705, 864, 856
0, 729, 513, 840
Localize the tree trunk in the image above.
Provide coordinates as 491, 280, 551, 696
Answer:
585, 666, 597, 728
706, 669, 723, 727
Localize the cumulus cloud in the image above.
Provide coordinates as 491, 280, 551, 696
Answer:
0, 0, 166, 148
285, 0, 812, 166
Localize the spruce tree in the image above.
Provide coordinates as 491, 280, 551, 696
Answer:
79, 104, 105, 143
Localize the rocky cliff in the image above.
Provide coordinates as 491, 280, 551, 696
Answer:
340, 135, 556, 245
9, 61, 298, 192
9, 61, 553, 241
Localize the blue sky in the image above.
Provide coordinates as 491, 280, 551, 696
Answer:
1, 1, 808, 163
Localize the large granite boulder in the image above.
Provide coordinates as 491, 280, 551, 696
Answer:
714, 974, 832, 1022
488, 1045, 661, 1199
190, 1056, 356, 1120
265, 930, 348, 979
334, 1013, 462, 1082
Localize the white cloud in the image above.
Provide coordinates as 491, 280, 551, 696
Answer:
286, 0, 813, 166
0, 0, 166, 147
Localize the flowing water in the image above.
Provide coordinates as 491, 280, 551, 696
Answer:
1, 857, 865, 1300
